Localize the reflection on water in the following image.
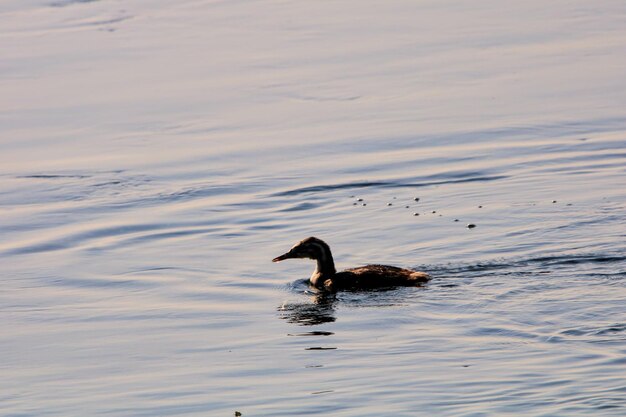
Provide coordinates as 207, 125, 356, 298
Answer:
278, 292, 337, 326
278, 282, 433, 326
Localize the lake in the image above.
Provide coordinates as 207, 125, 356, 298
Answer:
1, 1, 625, 416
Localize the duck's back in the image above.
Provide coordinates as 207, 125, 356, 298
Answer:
329, 264, 430, 290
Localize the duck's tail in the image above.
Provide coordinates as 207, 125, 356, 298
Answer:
410, 271, 431, 284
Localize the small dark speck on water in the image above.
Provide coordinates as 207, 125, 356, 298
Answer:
413, 212, 419, 216
454, 219, 459, 222
567, 203, 572, 206
432, 210, 436, 213
414, 197, 420, 201
311, 390, 334, 395
357, 198, 363, 202
349, 195, 354, 198
353, 202, 357, 205
288, 331, 334, 336
387, 203, 393, 206
405, 205, 410, 208
552, 200, 557, 203
235, 412, 242, 417
478, 205, 483, 208
362, 203, 367, 206
467, 223, 476, 229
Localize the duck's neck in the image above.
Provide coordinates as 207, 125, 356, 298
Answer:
310, 247, 336, 288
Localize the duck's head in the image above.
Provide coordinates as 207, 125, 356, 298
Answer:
272, 236, 331, 262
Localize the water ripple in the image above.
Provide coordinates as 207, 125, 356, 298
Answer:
273, 174, 508, 197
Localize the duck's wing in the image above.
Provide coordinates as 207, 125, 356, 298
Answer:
332, 264, 430, 289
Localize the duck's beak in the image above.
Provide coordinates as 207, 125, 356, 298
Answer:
272, 251, 294, 262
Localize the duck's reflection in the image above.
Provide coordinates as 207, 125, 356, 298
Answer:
278, 279, 425, 326
278, 292, 337, 326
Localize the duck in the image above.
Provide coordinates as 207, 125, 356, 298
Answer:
272, 237, 430, 291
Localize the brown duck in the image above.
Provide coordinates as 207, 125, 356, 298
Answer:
272, 237, 430, 291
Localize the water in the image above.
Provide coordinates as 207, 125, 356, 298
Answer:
1, 1, 625, 416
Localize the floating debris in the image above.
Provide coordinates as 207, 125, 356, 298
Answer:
387, 203, 393, 206
362, 203, 367, 206
454, 219, 459, 222
432, 210, 436, 214
414, 197, 420, 202
235, 412, 242, 417
353, 202, 357, 205
552, 200, 557, 203
405, 205, 410, 208
357, 198, 363, 202
413, 212, 419, 216
478, 205, 483, 208
566, 203, 572, 206
467, 223, 476, 229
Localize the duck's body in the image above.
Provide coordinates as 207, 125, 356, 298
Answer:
272, 237, 430, 291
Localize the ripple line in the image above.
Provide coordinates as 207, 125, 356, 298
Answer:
272, 175, 508, 197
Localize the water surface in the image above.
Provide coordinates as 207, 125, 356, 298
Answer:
1, 1, 625, 416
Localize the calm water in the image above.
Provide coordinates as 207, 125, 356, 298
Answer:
2, 1, 626, 416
